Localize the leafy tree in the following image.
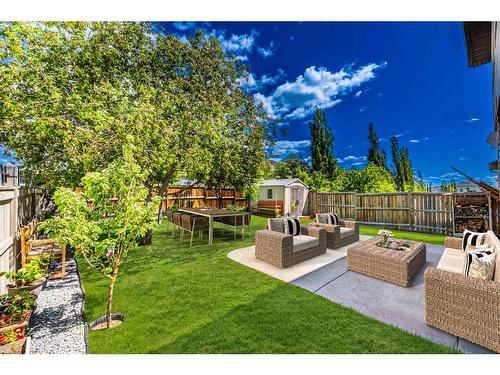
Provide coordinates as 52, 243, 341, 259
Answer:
331, 164, 396, 193
40, 147, 160, 329
390, 136, 415, 191
309, 108, 336, 178
440, 178, 457, 192
303, 171, 333, 192
415, 170, 427, 192
273, 155, 311, 179
367, 122, 388, 170
0, 22, 269, 241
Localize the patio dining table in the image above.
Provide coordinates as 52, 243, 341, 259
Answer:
178, 207, 246, 245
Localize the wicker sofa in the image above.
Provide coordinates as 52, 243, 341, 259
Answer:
424, 230, 500, 353
255, 218, 327, 268
312, 213, 359, 250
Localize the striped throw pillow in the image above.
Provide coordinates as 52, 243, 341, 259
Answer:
462, 230, 486, 251
325, 213, 339, 225
283, 218, 301, 236
464, 249, 496, 280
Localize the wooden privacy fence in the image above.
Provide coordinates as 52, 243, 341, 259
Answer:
161, 186, 248, 211
308, 191, 462, 234
0, 165, 45, 293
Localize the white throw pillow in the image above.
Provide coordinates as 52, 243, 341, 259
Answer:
463, 248, 495, 280
462, 230, 486, 251
465, 243, 492, 252
468, 252, 496, 280
283, 218, 301, 236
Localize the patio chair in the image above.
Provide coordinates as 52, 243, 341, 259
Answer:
171, 212, 184, 238
255, 218, 327, 268
181, 214, 210, 248
215, 212, 251, 238
312, 213, 359, 249
424, 230, 500, 353
164, 210, 174, 232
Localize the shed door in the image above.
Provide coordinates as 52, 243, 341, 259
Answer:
290, 186, 304, 216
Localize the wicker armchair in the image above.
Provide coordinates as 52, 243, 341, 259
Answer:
313, 214, 359, 249
424, 230, 500, 353
255, 219, 327, 268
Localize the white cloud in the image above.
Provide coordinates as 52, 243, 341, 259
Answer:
338, 155, 367, 163
458, 147, 465, 151
257, 41, 275, 58
267, 140, 311, 160
344, 145, 354, 149
409, 139, 419, 143
440, 172, 459, 178
253, 62, 387, 120
467, 117, 480, 122
238, 69, 286, 92
173, 22, 196, 30
359, 106, 368, 113
395, 133, 404, 138
217, 30, 257, 53
351, 162, 364, 167
459, 157, 470, 161
354, 90, 362, 98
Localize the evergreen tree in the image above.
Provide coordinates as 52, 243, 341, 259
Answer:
367, 122, 388, 170
309, 108, 336, 179
390, 135, 415, 191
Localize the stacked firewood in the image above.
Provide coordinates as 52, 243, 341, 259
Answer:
455, 205, 488, 218
455, 219, 487, 233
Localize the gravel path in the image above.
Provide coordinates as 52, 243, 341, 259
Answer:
29, 257, 87, 354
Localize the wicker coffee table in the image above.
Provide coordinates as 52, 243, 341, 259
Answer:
347, 236, 426, 287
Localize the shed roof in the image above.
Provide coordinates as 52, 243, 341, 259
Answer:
463, 22, 491, 67
259, 178, 308, 187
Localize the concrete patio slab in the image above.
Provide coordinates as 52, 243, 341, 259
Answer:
227, 235, 371, 282
291, 243, 494, 354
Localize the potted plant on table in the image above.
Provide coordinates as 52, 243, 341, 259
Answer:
377, 229, 393, 246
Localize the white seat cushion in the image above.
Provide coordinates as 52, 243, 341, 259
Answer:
293, 235, 319, 252
339, 227, 355, 239
437, 248, 464, 274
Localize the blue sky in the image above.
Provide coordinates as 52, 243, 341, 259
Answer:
2, 22, 496, 187
159, 21, 496, 187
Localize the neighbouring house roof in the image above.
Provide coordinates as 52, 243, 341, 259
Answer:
463, 22, 492, 67
259, 178, 308, 188
456, 181, 479, 188
171, 179, 204, 187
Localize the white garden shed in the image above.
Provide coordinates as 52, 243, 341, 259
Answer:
255, 178, 309, 217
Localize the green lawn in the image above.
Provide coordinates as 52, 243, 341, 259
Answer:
359, 225, 445, 245
80, 215, 456, 354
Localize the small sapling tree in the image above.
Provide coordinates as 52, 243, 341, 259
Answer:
40, 147, 160, 328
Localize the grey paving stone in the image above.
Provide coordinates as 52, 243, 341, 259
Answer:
291, 241, 494, 354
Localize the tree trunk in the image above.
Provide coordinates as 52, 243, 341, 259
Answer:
106, 265, 120, 328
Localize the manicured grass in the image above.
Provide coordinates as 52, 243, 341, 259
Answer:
359, 225, 445, 245
80, 216, 456, 354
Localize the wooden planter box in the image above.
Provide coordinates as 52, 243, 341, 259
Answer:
0, 311, 32, 340
0, 337, 27, 354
